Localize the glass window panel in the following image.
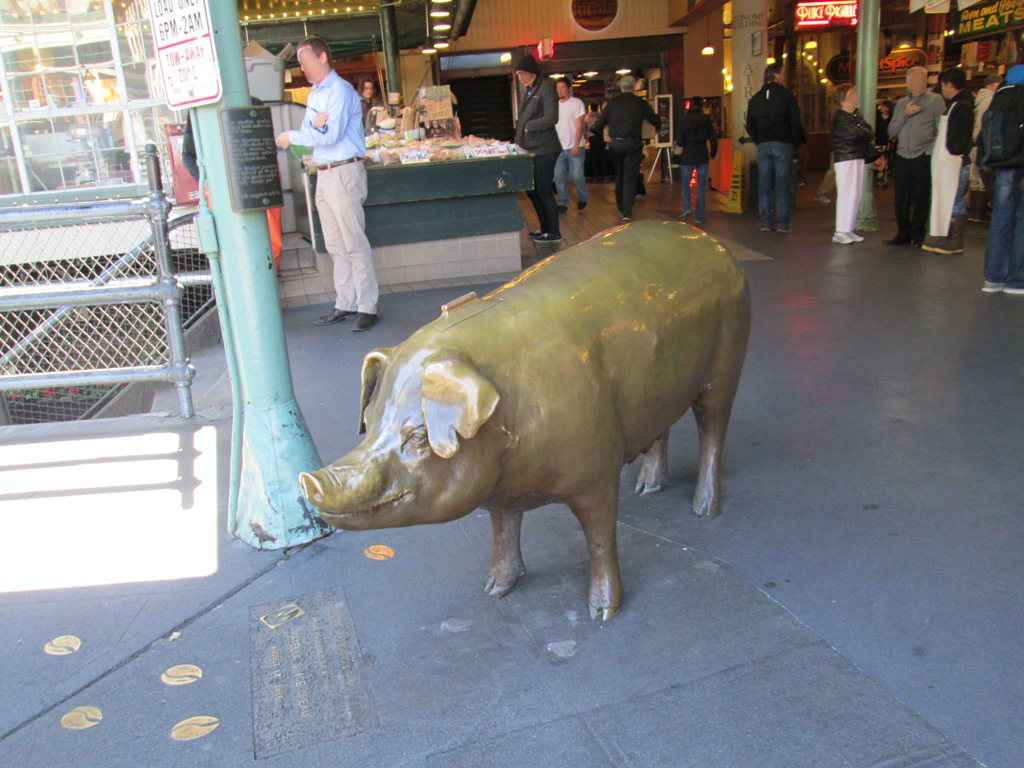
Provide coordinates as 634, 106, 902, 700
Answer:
0, 125, 20, 195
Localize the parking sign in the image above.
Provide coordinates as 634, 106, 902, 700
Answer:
149, 0, 222, 109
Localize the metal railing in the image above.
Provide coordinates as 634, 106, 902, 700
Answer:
0, 144, 213, 425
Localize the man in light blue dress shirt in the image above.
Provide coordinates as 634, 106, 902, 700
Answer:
276, 36, 378, 331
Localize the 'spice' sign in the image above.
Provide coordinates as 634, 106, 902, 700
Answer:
149, 0, 222, 109
795, 0, 858, 27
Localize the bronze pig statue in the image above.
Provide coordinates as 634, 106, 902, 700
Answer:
300, 221, 751, 620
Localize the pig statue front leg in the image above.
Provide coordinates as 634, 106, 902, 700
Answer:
634, 431, 669, 495
569, 481, 623, 621
484, 509, 526, 597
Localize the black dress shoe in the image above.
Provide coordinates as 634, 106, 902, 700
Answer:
532, 233, 562, 243
556, 205, 569, 213
351, 313, 377, 332
315, 308, 356, 325
911, 239, 923, 249
882, 236, 912, 246
577, 201, 587, 211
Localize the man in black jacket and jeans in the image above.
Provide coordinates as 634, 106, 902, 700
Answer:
514, 54, 563, 243
591, 75, 661, 222
745, 63, 806, 233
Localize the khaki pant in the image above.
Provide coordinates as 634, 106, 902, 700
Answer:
315, 162, 378, 315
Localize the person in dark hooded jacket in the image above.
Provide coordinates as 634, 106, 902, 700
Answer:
745, 62, 806, 233
673, 96, 717, 225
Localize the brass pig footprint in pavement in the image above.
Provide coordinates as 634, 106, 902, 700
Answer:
161, 664, 203, 686
44, 635, 81, 656
171, 716, 220, 741
61, 706, 102, 730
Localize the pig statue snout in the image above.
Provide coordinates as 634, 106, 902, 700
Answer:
299, 460, 391, 527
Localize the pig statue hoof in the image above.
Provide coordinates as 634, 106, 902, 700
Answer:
483, 564, 526, 598
634, 478, 662, 496
590, 602, 621, 622
692, 495, 721, 518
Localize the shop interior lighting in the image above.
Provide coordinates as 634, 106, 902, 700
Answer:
898, 43, 909, 48
500, 52, 512, 63
820, 78, 828, 84
766, 56, 776, 64
430, 9, 450, 17
583, 71, 598, 77
549, 73, 565, 78
433, 22, 452, 30
804, 40, 818, 49
702, 45, 715, 55
616, 68, 631, 75
422, 47, 437, 54
434, 41, 449, 48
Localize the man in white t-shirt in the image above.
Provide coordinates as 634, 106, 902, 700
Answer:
554, 78, 589, 212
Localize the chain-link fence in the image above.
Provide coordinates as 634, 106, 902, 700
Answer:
0, 146, 212, 425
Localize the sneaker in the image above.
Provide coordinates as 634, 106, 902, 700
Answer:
759, 226, 773, 233
776, 227, 792, 234
556, 205, 569, 213
814, 194, 831, 204
832, 232, 855, 244
848, 232, 864, 242
622, 215, 635, 222
1003, 285, 1024, 295
679, 210, 692, 222
577, 201, 587, 211
694, 220, 706, 227
982, 281, 1006, 293
528, 230, 543, 238
532, 232, 562, 243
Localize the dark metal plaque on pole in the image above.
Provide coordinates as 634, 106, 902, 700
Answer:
219, 106, 283, 212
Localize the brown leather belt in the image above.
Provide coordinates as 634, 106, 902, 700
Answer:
316, 157, 364, 170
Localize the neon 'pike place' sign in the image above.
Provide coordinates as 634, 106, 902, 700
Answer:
795, 0, 859, 27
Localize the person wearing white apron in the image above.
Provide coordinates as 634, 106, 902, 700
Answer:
923, 69, 975, 254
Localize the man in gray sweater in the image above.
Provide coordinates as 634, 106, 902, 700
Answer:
885, 66, 944, 247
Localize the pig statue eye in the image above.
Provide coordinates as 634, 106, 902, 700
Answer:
403, 425, 431, 454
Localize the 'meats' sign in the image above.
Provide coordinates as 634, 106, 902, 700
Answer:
795, 0, 859, 28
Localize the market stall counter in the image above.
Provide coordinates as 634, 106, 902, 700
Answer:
279, 145, 534, 307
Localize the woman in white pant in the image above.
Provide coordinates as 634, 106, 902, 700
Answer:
829, 84, 876, 244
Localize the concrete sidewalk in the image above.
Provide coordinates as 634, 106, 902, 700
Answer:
1, 191, 1021, 767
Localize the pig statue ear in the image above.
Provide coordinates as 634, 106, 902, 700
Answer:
359, 348, 392, 434
420, 353, 500, 459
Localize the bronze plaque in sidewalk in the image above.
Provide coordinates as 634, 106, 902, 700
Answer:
249, 588, 378, 758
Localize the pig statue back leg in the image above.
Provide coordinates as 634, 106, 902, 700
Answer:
689, 303, 751, 517
483, 509, 526, 597
634, 431, 669, 495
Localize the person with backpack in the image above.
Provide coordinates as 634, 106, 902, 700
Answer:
829, 84, 877, 244
977, 64, 1024, 294
674, 96, 718, 226
922, 68, 975, 254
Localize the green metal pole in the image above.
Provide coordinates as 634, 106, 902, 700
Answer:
856, 0, 881, 231
192, 0, 326, 549
380, 3, 401, 109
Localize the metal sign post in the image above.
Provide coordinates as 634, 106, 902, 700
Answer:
149, 0, 326, 549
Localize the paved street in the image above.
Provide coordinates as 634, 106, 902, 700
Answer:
1, 177, 1021, 767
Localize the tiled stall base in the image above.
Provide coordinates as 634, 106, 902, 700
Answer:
277, 230, 522, 309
